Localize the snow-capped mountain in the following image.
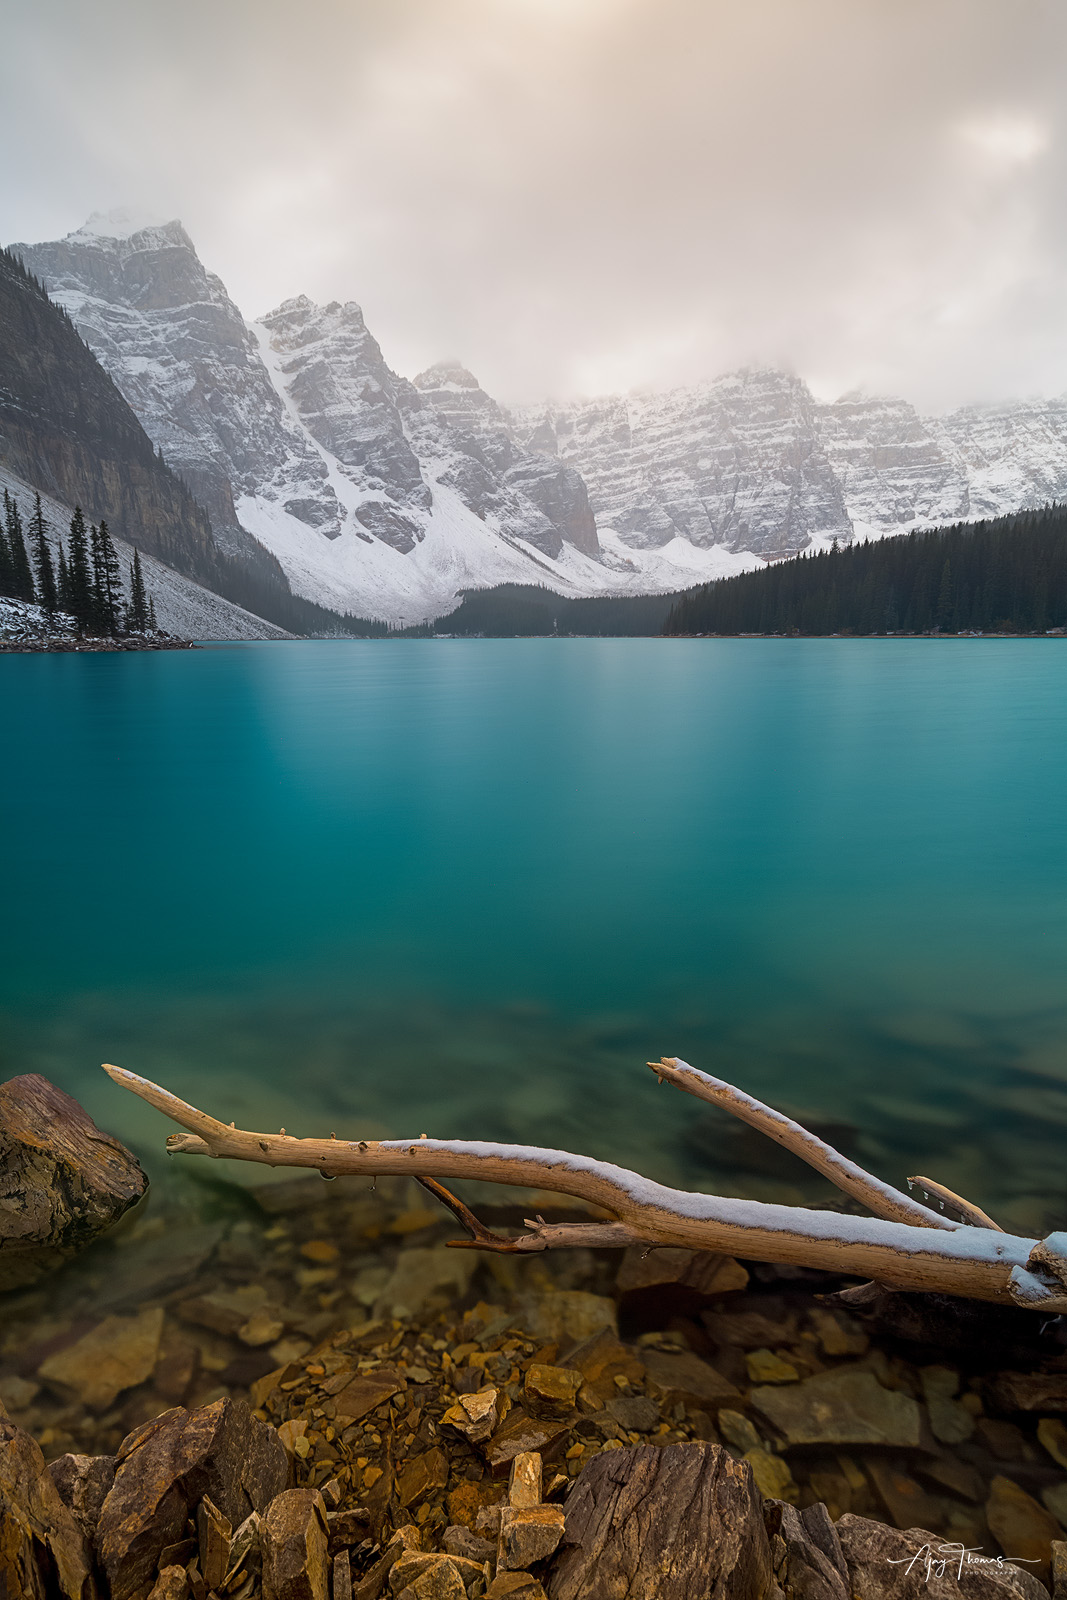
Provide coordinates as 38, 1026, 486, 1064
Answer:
12, 211, 342, 561
514, 375, 1067, 558
13, 209, 1067, 624
16, 212, 749, 623
511, 370, 852, 556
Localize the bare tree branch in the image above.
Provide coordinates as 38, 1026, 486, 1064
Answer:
101, 1062, 1067, 1313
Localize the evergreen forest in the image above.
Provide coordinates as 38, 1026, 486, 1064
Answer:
0, 490, 157, 634
663, 504, 1067, 636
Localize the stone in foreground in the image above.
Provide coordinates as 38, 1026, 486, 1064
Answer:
96, 1397, 290, 1600
0, 1405, 94, 1599
547, 1441, 774, 1600
262, 1487, 329, 1600
833, 1511, 1047, 1600
498, 1505, 565, 1571
0, 1072, 147, 1290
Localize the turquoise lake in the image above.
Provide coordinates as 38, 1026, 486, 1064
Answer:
2, 638, 1066, 1236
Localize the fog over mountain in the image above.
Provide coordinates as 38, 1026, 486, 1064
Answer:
3, 0, 1067, 412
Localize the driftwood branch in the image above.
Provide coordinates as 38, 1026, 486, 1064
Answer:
102, 1060, 1067, 1314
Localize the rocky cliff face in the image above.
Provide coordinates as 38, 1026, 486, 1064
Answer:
935, 395, 1067, 519
256, 296, 429, 553
411, 362, 599, 559
814, 393, 969, 534
512, 370, 853, 556
14, 210, 1067, 623
12, 213, 343, 559
0, 245, 223, 586
14, 215, 614, 621
513, 372, 1067, 558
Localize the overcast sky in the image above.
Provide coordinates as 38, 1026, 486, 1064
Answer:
3, 0, 1066, 410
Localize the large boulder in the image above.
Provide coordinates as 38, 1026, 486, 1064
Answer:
0, 1074, 147, 1290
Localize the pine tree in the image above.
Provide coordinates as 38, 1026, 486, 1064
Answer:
147, 592, 157, 631
936, 559, 954, 632
0, 509, 13, 598
90, 519, 122, 635
29, 494, 57, 616
4, 491, 36, 604
127, 548, 149, 632
66, 507, 94, 633
57, 545, 72, 614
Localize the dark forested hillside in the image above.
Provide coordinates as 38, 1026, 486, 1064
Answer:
663, 506, 1067, 636
413, 583, 684, 636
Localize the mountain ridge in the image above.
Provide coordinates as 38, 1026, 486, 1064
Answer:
12, 212, 1067, 626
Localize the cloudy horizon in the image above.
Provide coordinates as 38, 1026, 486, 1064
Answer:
4, 0, 1066, 412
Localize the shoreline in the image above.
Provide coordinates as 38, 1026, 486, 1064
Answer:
0, 633, 197, 652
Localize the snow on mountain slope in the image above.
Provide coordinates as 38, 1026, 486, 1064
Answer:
19, 211, 1067, 625
244, 303, 748, 621
512, 369, 854, 556
815, 392, 969, 534
12, 215, 758, 621
12, 217, 342, 555
935, 396, 1067, 518
515, 371, 1067, 556
0, 468, 290, 640
410, 362, 600, 558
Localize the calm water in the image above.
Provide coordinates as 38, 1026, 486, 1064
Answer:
2, 638, 1066, 1235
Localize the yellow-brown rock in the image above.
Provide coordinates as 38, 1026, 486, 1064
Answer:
986, 1474, 1061, 1584
0, 1409, 94, 1600
524, 1364, 581, 1418
262, 1487, 329, 1600
497, 1505, 566, 1571
38, 1306, 164, 1411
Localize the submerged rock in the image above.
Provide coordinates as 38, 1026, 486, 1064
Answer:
39, 1306, 165, 1411
0, 1073, 147, 1291
750, 1368, 925, 1449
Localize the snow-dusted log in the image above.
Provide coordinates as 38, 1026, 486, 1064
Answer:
102, 1061, 1067, 1313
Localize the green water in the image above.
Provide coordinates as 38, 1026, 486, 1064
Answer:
2, 638, 1066, 1234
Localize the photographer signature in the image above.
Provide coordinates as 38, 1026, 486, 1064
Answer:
889, 1544, 1040, 1583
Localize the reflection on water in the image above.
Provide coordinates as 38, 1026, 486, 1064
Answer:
1, 639, 1067, 1241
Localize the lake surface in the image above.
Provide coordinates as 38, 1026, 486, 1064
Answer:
2, 638, 1066, 1237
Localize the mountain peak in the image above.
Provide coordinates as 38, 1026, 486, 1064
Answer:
71, 208, 183, 244
413, 362, 482, 394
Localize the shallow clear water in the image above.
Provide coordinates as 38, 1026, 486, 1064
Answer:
2, 638, 1066, 1234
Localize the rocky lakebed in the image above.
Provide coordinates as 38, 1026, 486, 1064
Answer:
3, 1075, 1067, 1599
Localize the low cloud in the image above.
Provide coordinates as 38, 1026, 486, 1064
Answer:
3, 0, 1066, 411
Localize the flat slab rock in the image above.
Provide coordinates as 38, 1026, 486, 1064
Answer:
0, 1073, 147, 1290
547, 1440, 775, 1600
750, 1368, 924, 1449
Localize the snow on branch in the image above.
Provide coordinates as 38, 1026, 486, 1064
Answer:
102, 1059, 1066, 1313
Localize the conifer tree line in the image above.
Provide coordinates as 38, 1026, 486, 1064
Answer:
0, 489, 157, 634
663, 504, 1067, 636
